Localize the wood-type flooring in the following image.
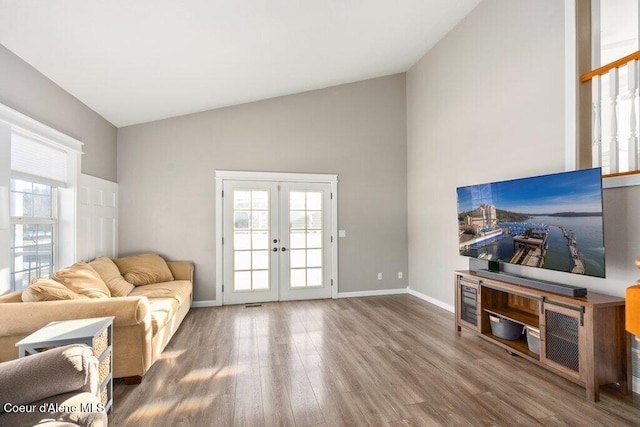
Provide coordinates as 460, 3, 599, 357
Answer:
109, 295, 640, 426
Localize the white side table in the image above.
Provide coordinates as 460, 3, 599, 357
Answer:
16, 316, 114, 413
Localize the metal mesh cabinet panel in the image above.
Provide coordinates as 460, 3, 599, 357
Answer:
545, 309, 580, 372
460, 285, 478, 326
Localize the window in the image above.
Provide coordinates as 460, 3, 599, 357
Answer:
7, 129, 77, 292
10, 179, 57, 289
579, 1, 640, 177
0, 102, 82, 295
593, 0, 638, 67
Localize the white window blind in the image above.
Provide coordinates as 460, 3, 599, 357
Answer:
11, 132, 68, 186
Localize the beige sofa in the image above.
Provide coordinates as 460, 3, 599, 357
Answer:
0, 344, 107, 426
0, 254, 193, 384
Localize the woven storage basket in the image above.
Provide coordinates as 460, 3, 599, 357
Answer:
93, 328, 108, 357
98, 353, 111, 385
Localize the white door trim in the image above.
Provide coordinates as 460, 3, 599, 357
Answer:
216, 170, 338, 183
215, 170, 338, 306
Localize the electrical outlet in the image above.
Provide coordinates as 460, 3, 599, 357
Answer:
398, 272, 403, 279
377, 273, 383, 280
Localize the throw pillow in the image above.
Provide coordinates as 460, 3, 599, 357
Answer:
52, 261, 111, 299
89, 256, 135, 297
22, 278, 86, 302
113, 253, 174, 286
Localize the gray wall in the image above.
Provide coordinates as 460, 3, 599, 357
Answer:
0, 44, 117, 181
407, 0, 640, 306
117, 74, 408, 302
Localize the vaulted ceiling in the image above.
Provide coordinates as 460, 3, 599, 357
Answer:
0, 0, 480, 127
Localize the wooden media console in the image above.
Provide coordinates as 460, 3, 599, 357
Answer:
455, 270, 630, 402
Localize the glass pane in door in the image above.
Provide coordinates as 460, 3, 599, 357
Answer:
288, 191, 323, 288
233, 190, 270, 291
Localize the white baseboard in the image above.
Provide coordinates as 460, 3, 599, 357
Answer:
337, 288, 407, 298
634, 376, 639, 395
191, 288, 453, 313
191, 300, 220, 308
193, 290, 407, 305
407, 287, 454, 313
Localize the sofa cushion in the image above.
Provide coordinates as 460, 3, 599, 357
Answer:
127, 280, 191, 305
52, 261, 111, 299
128, 280, 192, 333
89, 256, 135, 297
114, 253, 174, 286
21, 279, 86, 302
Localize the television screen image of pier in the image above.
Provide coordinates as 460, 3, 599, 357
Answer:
456, 168, 605, 278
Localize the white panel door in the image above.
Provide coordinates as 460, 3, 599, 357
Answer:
221, 179, 333, 304
279, 182, 332, 301
222, 181, 279, 305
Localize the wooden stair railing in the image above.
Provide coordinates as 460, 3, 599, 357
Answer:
581, 51, 640, 175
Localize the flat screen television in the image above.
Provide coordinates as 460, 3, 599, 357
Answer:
457, 168, 605, 278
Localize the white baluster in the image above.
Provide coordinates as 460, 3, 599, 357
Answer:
609, 67, 619, 174
592, 75, 602, 168
629, 60, 640, 171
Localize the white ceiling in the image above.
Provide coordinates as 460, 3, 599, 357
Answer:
0, 0, 480, 127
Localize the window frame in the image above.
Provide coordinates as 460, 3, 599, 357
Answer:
9, 179, 58, 290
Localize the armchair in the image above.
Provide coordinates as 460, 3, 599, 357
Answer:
0, 344, 107, 426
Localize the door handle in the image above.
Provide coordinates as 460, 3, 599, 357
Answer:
281, 247, 287, 252
272, 247, 278, 252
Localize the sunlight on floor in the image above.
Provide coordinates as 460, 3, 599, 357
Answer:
179, 366, 240, 384
175, 395, 216, 414
157, 349, 187, 360
125, 396, 180, 423
179, 367, 218, 383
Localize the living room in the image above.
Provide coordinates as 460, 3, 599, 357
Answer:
1, 0, 640, 425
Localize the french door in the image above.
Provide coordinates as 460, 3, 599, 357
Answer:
221, 178, 333, 305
